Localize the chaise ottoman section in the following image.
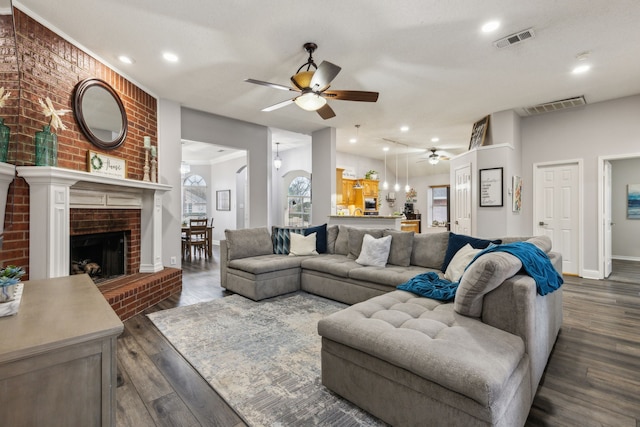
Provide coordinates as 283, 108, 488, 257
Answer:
318, 290, 533, 427
226, 254, 306, 301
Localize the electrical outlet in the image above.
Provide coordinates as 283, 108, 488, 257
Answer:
170, 256, 177, 265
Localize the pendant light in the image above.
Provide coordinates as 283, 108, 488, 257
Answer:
405, 144, 410, 192
273, 142, 282, 170
394, 142, 400, 192
382, 147, 389, 190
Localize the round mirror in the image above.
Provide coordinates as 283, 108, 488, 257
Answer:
73, 78, 128, 150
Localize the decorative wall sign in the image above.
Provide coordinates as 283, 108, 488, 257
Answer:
216, 189, 231, 211
628, 184, 640, 219
469, 115, 490, 150
87, 150, 126, 179
479, 167, 503, 207
512, 175, 522, 212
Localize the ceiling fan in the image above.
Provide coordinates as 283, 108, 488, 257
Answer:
417, 148, 452, 165
245, 42, 379, 120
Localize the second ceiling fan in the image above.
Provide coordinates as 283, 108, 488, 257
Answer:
245, 42, 379, 120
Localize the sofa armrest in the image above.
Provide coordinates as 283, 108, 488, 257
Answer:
220, 239, 228, 287
481, 257, 563, 395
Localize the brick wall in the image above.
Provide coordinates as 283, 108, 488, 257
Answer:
0, 9, 158, 277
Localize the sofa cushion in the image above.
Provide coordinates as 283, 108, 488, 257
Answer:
271, 226, 305, 255
410, 232, 450, 269
349, 265, 436, 287
356, 234, 392, 267
318, 290, 526, 407
326, 225, 339, 254
225, 227, 273, 260
300, 254, 362, 278
227, 254, 306, 274
454, 251, 523, 317
383, 230, 414, 267
289, 232, 318, 256
334, 225, 350, 255
444, 243, 482, 282
441, 232, 502, 272
526, 235, 552, 253
348, 228, 384, 259
303, 223, 328, 253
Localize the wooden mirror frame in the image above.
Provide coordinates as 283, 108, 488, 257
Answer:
73, 78, 128, 150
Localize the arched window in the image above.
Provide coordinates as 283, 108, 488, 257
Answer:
183, 174, 207, 221
287, 176, 311, 226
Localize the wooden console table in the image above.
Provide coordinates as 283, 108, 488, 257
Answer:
0, 274, 124, 426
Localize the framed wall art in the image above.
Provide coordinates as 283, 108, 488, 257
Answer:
479, 167, 503, 207
216, 190, 231, 211
468, 115, 490, 150
512, 176, 522, 212
628, 184, 640, 219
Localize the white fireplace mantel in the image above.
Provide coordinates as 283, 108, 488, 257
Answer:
17, 166, 172, 280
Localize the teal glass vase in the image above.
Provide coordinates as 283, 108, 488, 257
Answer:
35, 125, 58, 166
0, 118, 9, 163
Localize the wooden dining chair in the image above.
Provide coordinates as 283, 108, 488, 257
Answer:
187, 218, 208, 260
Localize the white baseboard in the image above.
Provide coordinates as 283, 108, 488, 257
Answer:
612, 255, 640, 262
581, 269, 600, 280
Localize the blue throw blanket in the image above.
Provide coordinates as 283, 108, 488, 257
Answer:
397, 241, 563, 301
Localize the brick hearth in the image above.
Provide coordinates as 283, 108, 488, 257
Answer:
100, 268, 182, 321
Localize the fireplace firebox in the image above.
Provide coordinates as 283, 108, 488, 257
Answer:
70, 231, 127, 283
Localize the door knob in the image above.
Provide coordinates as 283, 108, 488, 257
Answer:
538, 221, 547, 226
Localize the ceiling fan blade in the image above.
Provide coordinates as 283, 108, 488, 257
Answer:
316, 104, 336, 120
261, 98, 295, 112
323, 90, 379, 102
245, 78, 298, 92
310, 61, 341, 90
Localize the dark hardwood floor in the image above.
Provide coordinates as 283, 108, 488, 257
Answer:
116, 249, 640, 426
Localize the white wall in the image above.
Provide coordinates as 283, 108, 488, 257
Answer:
209, 156, 247, 243
271, 143, 312, 226
611, 157, 640, 259
158, 99, 182, 268
521, 94, 640, 272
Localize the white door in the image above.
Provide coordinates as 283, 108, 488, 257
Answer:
603, 160, 613, 278
454, 164, 472, 234
534, 163, 580, 275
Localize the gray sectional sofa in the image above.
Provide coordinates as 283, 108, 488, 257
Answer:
219, 225, 563, 427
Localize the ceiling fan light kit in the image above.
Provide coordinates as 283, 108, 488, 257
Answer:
246, 42, 379, 119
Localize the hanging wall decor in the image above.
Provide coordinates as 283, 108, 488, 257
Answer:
512, 176, 522, 212
628, 184, 640, 219
479, 167, 503, 207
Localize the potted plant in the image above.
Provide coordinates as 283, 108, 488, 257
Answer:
365, 170, 378, 180
0, 265, 25, 303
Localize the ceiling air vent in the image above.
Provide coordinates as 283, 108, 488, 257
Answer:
493, 28, 535, 49
522, 96, 587, 116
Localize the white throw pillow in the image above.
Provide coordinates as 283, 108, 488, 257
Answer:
355, 234, 392, 267
289, 232, 318, 256
444, 243, 481, 282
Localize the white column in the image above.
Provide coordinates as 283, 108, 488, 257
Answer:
18, 167, 78, 280
139, 190, 164, 273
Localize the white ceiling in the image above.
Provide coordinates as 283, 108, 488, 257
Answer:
14, 0, 640, 177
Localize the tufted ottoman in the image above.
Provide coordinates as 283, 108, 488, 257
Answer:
317, 290, 533, 427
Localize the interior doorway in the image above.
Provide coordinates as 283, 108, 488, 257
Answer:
598, 153, 640, 280
533, 161, 582, 276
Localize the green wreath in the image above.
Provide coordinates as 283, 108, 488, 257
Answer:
91, 153, 103, 170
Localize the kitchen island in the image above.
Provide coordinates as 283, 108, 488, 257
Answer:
328, 215, 403, 230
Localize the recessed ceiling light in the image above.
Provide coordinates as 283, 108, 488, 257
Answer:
400, 126, 409, 132
572, 64, 591, 74
383, 147, 389, 152
118, 55, 134, 64
163, 52, 179, 63
431, 137, 439, 142
349, 138, 357, 144
482, 21, 500, 33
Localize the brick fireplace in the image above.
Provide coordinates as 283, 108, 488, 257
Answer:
16, 166, 181, 320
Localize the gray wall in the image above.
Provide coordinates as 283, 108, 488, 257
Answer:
611, 158, 640, 259
521, 94, 640, 273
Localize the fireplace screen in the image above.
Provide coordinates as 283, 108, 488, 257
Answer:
70, 231, 127, 283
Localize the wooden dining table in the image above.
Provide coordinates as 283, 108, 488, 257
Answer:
181, 226, 214, 258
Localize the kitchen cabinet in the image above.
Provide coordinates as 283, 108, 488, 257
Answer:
342, 178, 355, 205
336, 168, 344, 204
363, 179, 378, 197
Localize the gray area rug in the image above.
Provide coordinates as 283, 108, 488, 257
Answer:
147, 292, 386, 426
